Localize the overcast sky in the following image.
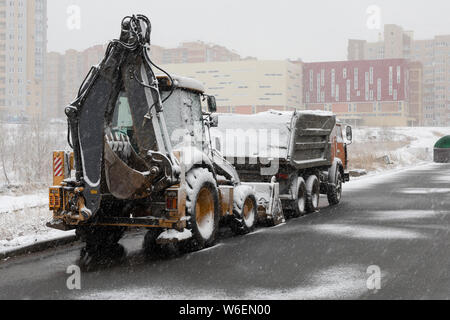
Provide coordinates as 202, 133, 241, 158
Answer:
47, 0, 450, 62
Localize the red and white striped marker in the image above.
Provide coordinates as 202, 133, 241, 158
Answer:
54, 156, 64, 177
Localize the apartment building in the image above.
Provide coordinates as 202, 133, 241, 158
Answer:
0, 0, 47, 121
348, 24, 450, 126
303, 59, 422, 127
160, 60, 304, 114
152, 41, 241, 65
45, 41, 243, 119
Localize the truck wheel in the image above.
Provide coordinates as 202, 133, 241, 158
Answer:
306, 175, 320, 213
230, 186, 258, 235
327, 171, 343, 206
184, 168, 220, 251
291, 178, 307, 218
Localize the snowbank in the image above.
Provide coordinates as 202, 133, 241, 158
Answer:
0, 203, 75, 256
349, 127, 450, 173
0, 193, 48, 214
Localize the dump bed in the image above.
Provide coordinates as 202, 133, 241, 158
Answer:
212, 110, 336, 170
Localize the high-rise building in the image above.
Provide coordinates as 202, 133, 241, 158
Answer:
348, 24, 450, 126
44, 51, 63, 119
0, 0, 47, 121
303, 59, 422, 127
348, 25, 414, 61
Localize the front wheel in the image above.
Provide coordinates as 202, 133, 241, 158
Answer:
230, 185, 258, 235
327, 171, 343, 206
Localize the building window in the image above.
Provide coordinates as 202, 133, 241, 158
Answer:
397, 66, 401, 84
365, 72, 369, 101
354, 68, 359, 90
321, 69, 325, 86
369, 67, 374, 85
317, 74, 321, 103
335, 84, 340, 102
346, 79, 351, 101
343, 68, 347, 79
309, 70, 313, 91
389, 66, 393, 96
331, 69, 336, 97
377, 79, 382, 101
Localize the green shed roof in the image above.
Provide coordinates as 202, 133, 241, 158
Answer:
435, 136, 450, 149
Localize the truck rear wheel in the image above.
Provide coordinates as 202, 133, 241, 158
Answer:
291, 178, 307, 218
230, 186, 258, 235
327, 171, 343, 206
306, 175, 320, 213
184, 168, 220, 251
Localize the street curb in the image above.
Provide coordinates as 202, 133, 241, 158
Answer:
0, 235, 79, 260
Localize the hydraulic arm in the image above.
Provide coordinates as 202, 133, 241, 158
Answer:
64, 15, 180, 222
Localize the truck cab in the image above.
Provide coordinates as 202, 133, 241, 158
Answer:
330, 122, 352, 182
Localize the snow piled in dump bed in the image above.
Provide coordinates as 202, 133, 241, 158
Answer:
212, 109, 333, 159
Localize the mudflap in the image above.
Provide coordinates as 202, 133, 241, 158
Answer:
269, 198, 285, 226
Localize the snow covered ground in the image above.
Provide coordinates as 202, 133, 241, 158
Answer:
0, 192, 74, 256
349, 127, 450, 173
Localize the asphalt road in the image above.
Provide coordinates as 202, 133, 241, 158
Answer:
0, 163, 449, 300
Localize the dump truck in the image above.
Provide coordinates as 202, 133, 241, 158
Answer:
211, 111, 352, 218
47, 15, 349, 266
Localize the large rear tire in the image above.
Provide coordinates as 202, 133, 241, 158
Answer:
230, 185, 258, 235
183, 168, 220, 252
306, 175, 320, 213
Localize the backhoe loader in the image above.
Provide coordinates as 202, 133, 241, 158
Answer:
48, 15, 281, 265
48, 15, 337, 267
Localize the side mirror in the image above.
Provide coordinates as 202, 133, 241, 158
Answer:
346, 126, 353, 142
210, 115, 219, 128
207, 95, 217, 113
